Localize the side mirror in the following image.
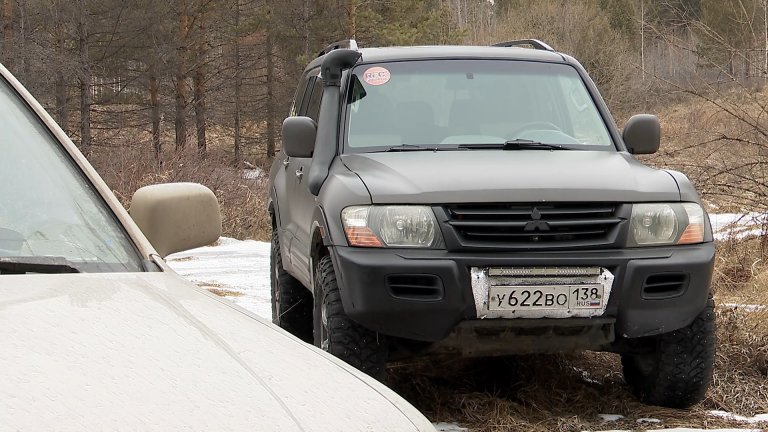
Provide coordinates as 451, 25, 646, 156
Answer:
129, 183, 222, 258
623, 114, 660, 155
282, 116, 316, 158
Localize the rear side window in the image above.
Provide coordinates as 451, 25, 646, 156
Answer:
289, 73, 312, 117
304, 78, 324, 123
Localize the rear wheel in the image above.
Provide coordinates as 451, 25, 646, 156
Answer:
270, 228, 313, 342
314, 255, 388, 379
621, 293, 716, 408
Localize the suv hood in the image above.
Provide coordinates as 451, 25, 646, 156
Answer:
341, 150, 681, 203
0, 273, 434, 432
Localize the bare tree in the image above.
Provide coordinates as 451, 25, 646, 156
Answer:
77, 0, 92, 147
265, 31, 275, 160
149, 61, 161, 161
175, 0, 190, 151
233, 0, 242, 165
2, 0, 12, 70
54, 19, 69, 131
193, 2, 207, 156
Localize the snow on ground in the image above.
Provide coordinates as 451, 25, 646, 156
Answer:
722, 303, 768, 312
709, 411, 768, 424
709, 212, 767, 240
433, 423, 468, 432
167, 235, 766, 432
243, 168, 263, 180
598, 414, 625, 422
591, 429, 762, 432
167, 237, 272, 320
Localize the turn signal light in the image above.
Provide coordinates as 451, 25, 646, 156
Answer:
344, 227, 383, 247
677, 223, 704, 244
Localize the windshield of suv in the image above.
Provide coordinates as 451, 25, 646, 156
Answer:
0, 78, 143, 273
345, 60, 614, 152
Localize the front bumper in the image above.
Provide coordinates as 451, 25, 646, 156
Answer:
330, 243, 715, 342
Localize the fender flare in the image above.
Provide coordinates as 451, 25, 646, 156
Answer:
308, 206, 333, 293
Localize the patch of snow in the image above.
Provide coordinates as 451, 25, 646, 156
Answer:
591, 429, 760, 432
709, 410, 768, 424
599, 414, 624, 422
637, 418, 662, 424
433, 423, 468, 432
166, 237, 273, 320
572, 366, 601, 384
709, 212, 767, 241
243, 168, 263, 180
722, 303, 768, 312
647, 429, 760, 432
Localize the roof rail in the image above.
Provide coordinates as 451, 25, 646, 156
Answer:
492, 39, 554, 52
318, 39, 359, 58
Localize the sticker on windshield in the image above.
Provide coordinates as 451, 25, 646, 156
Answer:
362, 67, 391, 86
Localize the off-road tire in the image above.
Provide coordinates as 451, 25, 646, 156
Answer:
621, 293, 716, 408
270, 228, 313, 342
314, 255, 388, 379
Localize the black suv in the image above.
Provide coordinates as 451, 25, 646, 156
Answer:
268, 39, 715, 408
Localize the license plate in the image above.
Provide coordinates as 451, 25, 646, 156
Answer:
488, 285, 605, 311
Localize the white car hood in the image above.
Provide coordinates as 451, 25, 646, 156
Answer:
0, 272, 434, 432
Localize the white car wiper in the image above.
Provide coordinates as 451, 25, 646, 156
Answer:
0, 256, 81, 274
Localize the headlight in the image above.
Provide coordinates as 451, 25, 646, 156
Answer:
341, 205, 445, 248
630, 203, 706, 246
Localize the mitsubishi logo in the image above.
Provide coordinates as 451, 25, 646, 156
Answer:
523, 208, 551, 232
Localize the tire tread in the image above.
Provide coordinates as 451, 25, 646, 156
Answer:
315, 255, 387, 378
622, 294, 716, 408
271, 229, 313, 342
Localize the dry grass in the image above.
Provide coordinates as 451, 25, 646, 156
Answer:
167, 256, 195, 262
205, 287, 244, 297
388, 306, 768, 432
75, 108, 273, 242
85, 144, 272, 241
646, 84, 768, 213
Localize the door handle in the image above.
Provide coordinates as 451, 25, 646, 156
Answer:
283, 157, 290, 167
295, 169, 303, 180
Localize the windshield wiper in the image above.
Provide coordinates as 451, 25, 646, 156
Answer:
0, 256, 81, 274
382, 144, 440, 152
458, 140, 571, 151
504, 139, 571, 150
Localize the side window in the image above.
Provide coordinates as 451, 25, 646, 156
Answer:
304, 78, 324, 123
290, 73, 312, 117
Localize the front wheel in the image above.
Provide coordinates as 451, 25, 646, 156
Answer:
621, 293, 716, 408
313, 255, 388, 379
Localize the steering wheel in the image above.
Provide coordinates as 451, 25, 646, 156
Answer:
508, 122, 583, 145
510, 121, 563, 136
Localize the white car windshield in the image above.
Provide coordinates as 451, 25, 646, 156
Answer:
345, 60, 614, 151
0, 78, 143, 272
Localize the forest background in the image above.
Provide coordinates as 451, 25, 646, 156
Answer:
2, 2, 768, 429
0, 0, 763, 239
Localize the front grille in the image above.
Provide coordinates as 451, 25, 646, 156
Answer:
439, 203, 624, 249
